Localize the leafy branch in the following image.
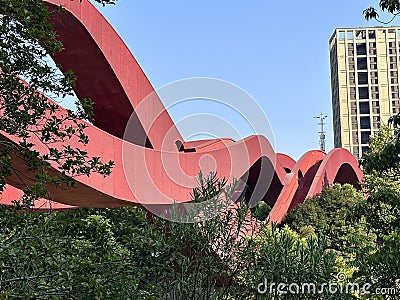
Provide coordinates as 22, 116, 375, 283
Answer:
0, 0, 116, 207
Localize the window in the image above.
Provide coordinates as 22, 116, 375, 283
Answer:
359, 102, 370, 114
360, 116, 371, 129
349, 72, 355, 85
373, 116, 380, 129
348, 43, 354, 56
371, 86, 379, 99
351, 102, 357, 114
352, 131, 359, 143
370, 71, 378, 84
339, 31, 345, 40
392, 100, 399, 114
357, 57, 367, 70
356, 43, 367, 55
349, 57, 355, 70
352, 116, 358, 129
350, 87, 356, 100
371, 101, 380, 114
356, 30, 366, 39
358, 72, 368, 84
348, 31, 354, 40
369, 30, 376, 39
369, 42, 376, 54
392, 86, 399, 99
353, 146, 359, 157
389, 42, 397, 54
369, 57, 377, 70
361, 131, 371, 144
359, 87, 369, 99
390, 56, 398, 69
391, 71, 398, 84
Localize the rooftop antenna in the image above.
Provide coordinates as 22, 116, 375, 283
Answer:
314, 113, 328, 152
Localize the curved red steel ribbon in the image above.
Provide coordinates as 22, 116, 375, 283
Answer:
0, 0, 364, 222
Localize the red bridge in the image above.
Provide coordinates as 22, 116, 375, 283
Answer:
0, 0, 363, 223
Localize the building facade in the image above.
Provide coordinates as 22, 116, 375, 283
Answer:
329, 27, 400, 158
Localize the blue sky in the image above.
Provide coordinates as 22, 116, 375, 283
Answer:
92, 0, 383, 159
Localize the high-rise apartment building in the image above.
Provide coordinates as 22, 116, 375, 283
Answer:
329, 27, 400, 158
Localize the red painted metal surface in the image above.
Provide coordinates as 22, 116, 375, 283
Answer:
0, 0, 364, 222
268, 149, 362, 223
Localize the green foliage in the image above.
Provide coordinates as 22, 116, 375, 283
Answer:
388, 112, 400, 138
364, 0, 400, 23
0, 173, 349, 299
358, 127, 400, 238
360, 126, 400, 178
148, 175, 254, 299
250, 201, 271, 221
239, 224, 343, 300
0, 0, 115, 206
355, 231, 400, 293
298, 225, 316, 239
355, 124, 400, 297
357, 174, 400, 239
0, 204, 345, 299
191, 171, 227, 204
282, 184, 374, 255
151, 205, 250, 299
0, 205, 169, 299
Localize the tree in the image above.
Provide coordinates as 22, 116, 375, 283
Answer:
364, 0, 400, 23
355, 231, 400, 296
351, 125, 400, 297
0, 205, 173, 299
239, 224, 346, 300
360, 126, 400, 179
0, 173, 349, 299
358, 126, 400, 238
0, 0, 115, 207
281, 184, 374, 255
